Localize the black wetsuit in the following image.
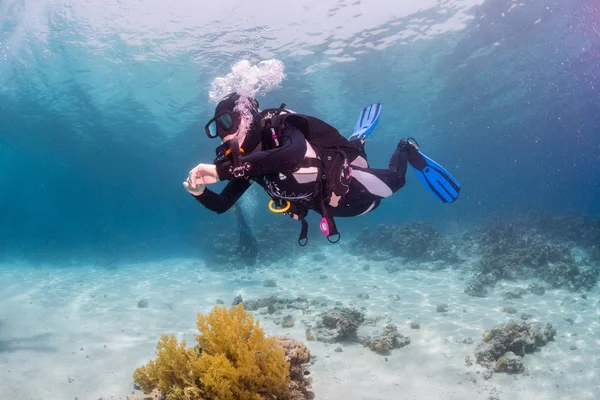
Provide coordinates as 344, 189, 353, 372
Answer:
194, 125, 409, 218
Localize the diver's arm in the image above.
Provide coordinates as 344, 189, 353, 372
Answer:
193, 178, 252, 214
215, 126, 307, 180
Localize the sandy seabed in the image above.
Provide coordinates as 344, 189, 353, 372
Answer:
1, 247, 598, 400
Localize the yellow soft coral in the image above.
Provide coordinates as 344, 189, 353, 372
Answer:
133, 304, 290, 400
133, 334, 205, 399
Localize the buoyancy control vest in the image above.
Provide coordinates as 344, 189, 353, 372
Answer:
259, 104, 361, 246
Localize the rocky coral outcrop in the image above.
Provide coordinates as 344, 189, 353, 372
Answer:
308, 307, 411, 355
359, 324, 410, 355
494, 351, 524, 374
313, 307, 365, 343
275, 336, 315, 400
474, 321, 556, 374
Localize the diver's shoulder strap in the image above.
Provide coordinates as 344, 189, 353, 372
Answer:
260, 103, 295, 126
260, 104, 354, 151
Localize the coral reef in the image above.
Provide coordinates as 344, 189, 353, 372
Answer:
464, 217, 600, 297
474, 321, 556, 374
132, 304, 314, 400
526, 211, 600, 249
347, 222, 459, 264
359, 324, 410, 355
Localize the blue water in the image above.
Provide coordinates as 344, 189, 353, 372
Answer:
2, 0, 599, 264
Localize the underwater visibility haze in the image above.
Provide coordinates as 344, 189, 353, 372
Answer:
1, 0, 600, 399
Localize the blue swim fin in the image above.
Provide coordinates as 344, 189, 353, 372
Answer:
411, 151, 460, 203
349, 103, 382, 143
348, 107, 460, 203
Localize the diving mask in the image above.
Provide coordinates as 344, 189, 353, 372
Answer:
205, 111, 242, 139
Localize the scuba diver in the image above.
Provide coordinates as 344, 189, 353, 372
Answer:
183, 92, 460, 245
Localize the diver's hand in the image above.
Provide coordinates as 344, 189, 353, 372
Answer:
190, 163, 219, 184
183, 178, 205, 196
183, 163, 219, 196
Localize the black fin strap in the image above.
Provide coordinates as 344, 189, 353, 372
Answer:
298, 218, 309, 246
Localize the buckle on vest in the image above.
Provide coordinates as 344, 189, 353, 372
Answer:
230, 162, 250, 178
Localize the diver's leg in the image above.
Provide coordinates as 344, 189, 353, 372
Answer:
330, 162, 404, 218
350, 139, 422, 196
329, 139, 424, 218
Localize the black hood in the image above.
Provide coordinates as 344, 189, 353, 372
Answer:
214, 92, 262, 153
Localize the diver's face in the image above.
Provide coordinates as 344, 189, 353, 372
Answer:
222, 132, 237, 142
221, 115, 249, 144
